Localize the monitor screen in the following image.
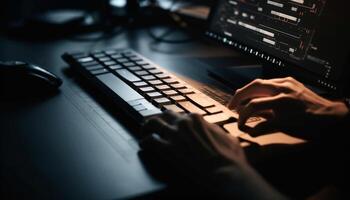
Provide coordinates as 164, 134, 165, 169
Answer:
206, 0, 350, 94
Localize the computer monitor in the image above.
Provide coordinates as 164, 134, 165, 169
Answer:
206, 0, 350, 95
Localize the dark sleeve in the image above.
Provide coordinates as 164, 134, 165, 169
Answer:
341, 98, 350, 129
318, 101, 350, 140
332, 111, 350, 135
210, 164, 288, 200
319, 105, 350, 198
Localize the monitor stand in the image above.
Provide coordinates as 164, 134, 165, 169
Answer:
206, 58, 329, 96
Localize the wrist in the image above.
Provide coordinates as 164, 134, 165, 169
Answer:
329, 101, 349, 119
344, 98, 350, 110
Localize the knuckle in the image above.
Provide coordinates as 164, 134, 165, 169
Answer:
286, 76, 294, 81
269, 83, 279, 90
188, 113, 204, 124
163, 110, 173, 115
188, 113, 199, 118
281, 82, 294, 91
253, 78, 264, 85
278, 93, 292, 101
177, 116, 191, 126
189, 113, 202, 120
285, 76, 298, 84
145, 117, 159, 124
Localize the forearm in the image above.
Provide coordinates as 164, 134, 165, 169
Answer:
211, 164, 288, 200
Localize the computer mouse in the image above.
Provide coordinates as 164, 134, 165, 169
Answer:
0, 61, 62, 98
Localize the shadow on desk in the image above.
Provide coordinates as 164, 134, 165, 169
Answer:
137, 140, 346, 199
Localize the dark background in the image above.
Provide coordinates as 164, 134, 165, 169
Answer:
1, 0, 101, 20
1, 0, 347, 199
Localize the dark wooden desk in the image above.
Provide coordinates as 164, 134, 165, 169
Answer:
0, 27, 341, 199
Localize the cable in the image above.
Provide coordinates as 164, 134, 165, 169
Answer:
147, 26, 193, 44
146, 0, 194, 44
67, 26, 124, 42
69, 0, 192, 43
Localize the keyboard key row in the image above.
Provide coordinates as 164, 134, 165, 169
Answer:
140, 87, 154, 92
178, 101, 206, 115
99, 57, 112, 62
79, 53, 224, 118
115, 69, 141, 82
91, 68, 108, 75
203, 112, 233, 124
163, 90, 178, 96
68, 50, 239, 122
142, 75, 156, 80
147, 92, 162, 98
163, 104, 185, 113
78, 57, 94, 63
148, 80, 162, 85
154, 97, 171, 105
186, 93, 215, 108
75, 52, 154, 71
82, 61, 99, 67
135, 70, 149, 76
156, 85, 170, 90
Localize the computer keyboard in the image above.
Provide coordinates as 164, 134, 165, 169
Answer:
62, 49, 259, 144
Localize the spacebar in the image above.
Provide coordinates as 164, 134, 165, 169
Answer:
96, 73, 143, 102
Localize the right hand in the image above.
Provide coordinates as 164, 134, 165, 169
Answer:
227, 77, 349, 129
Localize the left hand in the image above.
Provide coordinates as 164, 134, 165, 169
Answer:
140, 111, 247, 174
140, 111, 286, 199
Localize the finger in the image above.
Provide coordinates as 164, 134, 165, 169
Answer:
139, 134, 170, 150
269, 77, 295, 83
208, 123, 241, 148
159, 110, 184, 125
139, 134, 197, 178
257, 109, 275, 120
228, 77, 301, 110
187, 114, 218, 153
238, 94, 290, 126
235, 101, 275, 118
270, 76, 302, 86
139, 134, 179, 165
227, 79, 280, 110
186, 114, 240, 160
142, 117, 176, 139
270, 77, 306, 93
169, 113, 217, 158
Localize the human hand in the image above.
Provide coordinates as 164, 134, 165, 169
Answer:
140, 111, 247, 174
140, 111, 286, 199
227, 77, 349, 129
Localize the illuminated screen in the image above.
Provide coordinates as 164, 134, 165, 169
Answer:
207, 0, 350, 92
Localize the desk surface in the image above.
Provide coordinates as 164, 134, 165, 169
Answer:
0, 27, 337, 199
0, 27, 243, 199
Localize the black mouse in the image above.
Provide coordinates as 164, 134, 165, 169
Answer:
0, 61, 62, 98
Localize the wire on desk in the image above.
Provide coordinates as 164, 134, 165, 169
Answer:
68, 26, 125, 42
147, 27, 193, 44
68, 0, 193, 43
147, 0, 194, 44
